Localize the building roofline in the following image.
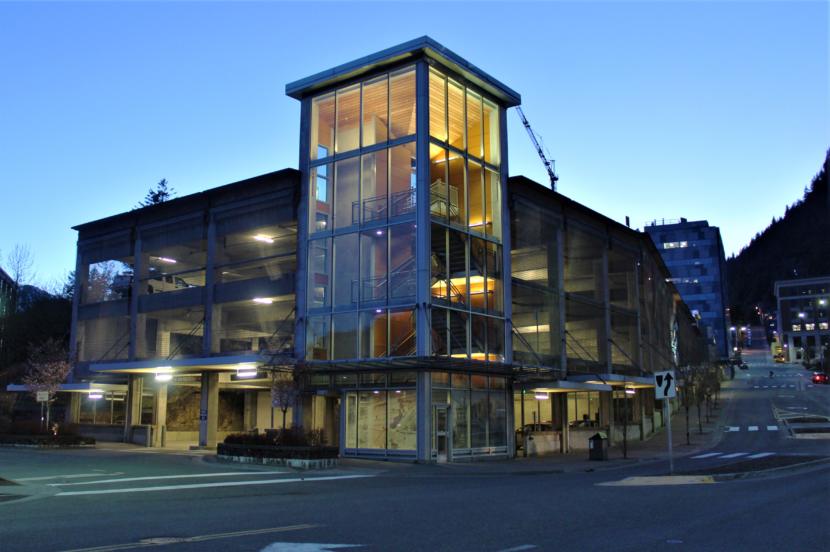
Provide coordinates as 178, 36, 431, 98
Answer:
72, 168, 301, 233
0, 265, 13, 286
285, 35, 521, 107
774, 275, 830, 289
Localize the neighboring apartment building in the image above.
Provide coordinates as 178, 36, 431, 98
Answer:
645, 218, 730, 360
775, 276, 829, 363
16, 37, 710, 461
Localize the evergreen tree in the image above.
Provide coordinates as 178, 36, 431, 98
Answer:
137, 179, 175, 208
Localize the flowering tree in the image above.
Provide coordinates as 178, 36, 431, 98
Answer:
270, 371, 299, 431
23, 338, 70, 432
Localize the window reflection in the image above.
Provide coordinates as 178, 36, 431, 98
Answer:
335, 85, 360, 153
390, 68, 416, 140
362, 75, 388, 147
310, 93, 334, 160
429, 69, 447, 142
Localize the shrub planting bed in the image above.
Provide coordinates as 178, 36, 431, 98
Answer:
217, 429, 338, 469
0, 434, 95, 447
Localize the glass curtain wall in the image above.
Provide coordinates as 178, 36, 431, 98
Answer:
306, 67, 417, 362
564, 227, 607, 371
431, 373, 507, 457
343, 372, 417, 456
428, 67, 503, 362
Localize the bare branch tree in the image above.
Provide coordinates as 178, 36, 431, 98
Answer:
270, 371, 299, 431
6, 244, 35, 289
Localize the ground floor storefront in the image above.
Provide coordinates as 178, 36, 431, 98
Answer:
61, 363, 670, 462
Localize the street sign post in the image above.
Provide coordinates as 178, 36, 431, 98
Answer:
36, 391, 49, 403
654, 371, 676, 474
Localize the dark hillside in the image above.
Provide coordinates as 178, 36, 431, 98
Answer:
727, 149, 830, 323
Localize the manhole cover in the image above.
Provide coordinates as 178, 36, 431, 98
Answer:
139, 537, 186, 545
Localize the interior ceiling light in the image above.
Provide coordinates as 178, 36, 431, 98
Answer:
155, 372, 173, 382
153, 256, 177, 264
534, 393, 548, 400
253, 234, 275, 244
88, 392, 103, 400
236, 363, 258, 379
253, 297, 274, 305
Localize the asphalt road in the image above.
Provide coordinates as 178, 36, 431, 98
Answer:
1, 344, 828, 552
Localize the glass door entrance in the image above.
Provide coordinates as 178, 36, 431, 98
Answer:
433, 404, 451, 463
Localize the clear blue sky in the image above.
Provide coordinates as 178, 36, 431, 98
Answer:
1, 1, 827, 288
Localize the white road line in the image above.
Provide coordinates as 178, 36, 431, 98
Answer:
49, 471, 287, 487
56, 474, 373, 496
497, 546, 538, 552
725, 426, 740, 432
753, 386, 759, 389
15, 472, 124, 482
747, 452, 775, 459
690, 452, 722, 459
763, 386, 769, 389
767, 425, 779, 431
748, 426, 759, 432
789, 385, 795, 389
720, 452, 749, 459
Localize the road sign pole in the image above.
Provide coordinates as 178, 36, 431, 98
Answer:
666, 399, 674, 475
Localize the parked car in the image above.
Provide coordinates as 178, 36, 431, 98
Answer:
811, 372, 829, 385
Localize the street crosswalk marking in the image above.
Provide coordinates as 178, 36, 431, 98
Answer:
690, 451, 777, 461
767, 425, 779, 431
725, 426, 740, 432
724, 425, 779, 432
748, 426, 759, 431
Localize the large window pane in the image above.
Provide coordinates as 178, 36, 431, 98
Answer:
310, 93, 334, 160
488, 317, 504, 362
345, 392, 357, 448
360, 229, 388, 304
483, 99, 500, 166
466, 91, 483, 159
140, 221, 206, 296
390, 142, 416, 217
332, 312, 358, 360
82, 259, 133, 305
333, 233, 359, 308
307, 238, 331, 309
469, 236, 487, 312
430, 224, 448, 304
358, 391, 387, 449
429, 69, 447, 142
448, 153, 466, 227
389, 308, 416, 356
306, 314, 330, 360
431, 307, 448, 356
309, 164, 332, 233
335, 85, 360, 153
389, 67, 416, 139
362, 76, 388, 147
361, 150, 388, 224
468, 160, 484, 234
389, 223, 416, 301
471, 314, 487, 360
334, 157, 359, 230
470, 390, 488, 448
564, 228, 605, 302
451, 389, 469, 449
387, 390, 416, 450
486, 242, 503, 314
448, 79, 465, 150
449, 309, 468, 358
360, 309, 387, 358
488, 390, 507, 447
429, 144, 448, 222
77, 315, 130, 361
484, 168, 501, 240
448, 230, 467, 307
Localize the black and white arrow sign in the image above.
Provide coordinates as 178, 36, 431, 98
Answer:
654, 370, 676, 399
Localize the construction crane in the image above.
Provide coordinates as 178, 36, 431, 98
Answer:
515, 106, 559, 191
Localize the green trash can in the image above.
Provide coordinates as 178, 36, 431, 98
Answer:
588, 432, 608, 461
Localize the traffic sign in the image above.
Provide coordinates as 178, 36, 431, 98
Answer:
36, 391, 49, 402
654, 371, 676, 399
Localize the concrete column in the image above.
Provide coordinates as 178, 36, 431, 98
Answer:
499, 104, 513, 365
600, 391, 615, 442
324, 396, 338, 447
124, 374, 143, 442
154, 383, 168, 447
243, 392, 256, 432
638, 390, 646, 440
601, 248, 612, 373
198, 372, 219, 447
557, 225, 567, 373
506, 383, 515, 458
